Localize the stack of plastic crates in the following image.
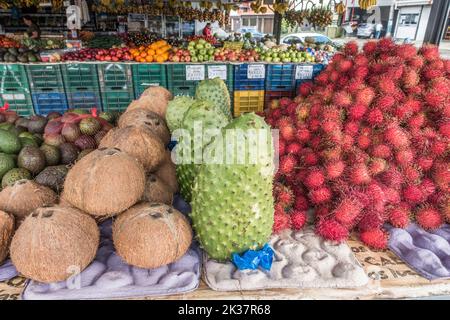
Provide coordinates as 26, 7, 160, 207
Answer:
233, 64, 266, 117
132, 64, 168, 98
166, 64, 205, 97
26, 64, 68, 115
62, 63, 102, 112
264, 64, 296, 109
0, 64, 34, 116
294, 63, 325, 94
98, 63, 134, 113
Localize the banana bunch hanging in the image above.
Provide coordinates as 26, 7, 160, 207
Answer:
335, 2, 346, 15
250, 0, 266, 14
273, 0, 288, 15
308, 7, 333, 28
358, 0, 377, 10
200, 1, 213, 10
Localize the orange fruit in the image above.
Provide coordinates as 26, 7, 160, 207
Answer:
155, 56, 165, 63
145, 55, 154, 62
140, 52, 147, 58
147, 49, 156, 56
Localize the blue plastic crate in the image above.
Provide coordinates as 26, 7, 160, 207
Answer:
66, 91, 102, 111
32, 92, 68, 115
295, 63, 325, 89
233, 64, 265, 91
265, 64, 295, 91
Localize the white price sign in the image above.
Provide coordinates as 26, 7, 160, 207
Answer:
186, 65, 205, 81
247, 64, 265, 79
295, 65, 314, 80
2, 94, 25, 100
208, 65, 227, 80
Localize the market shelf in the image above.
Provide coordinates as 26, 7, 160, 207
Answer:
26, 64, 65, 92
66, 91, 103, 111
132, 64, 168, 98
233, 64, 266, 91
166, 64, 205, 97
97, 63, 133, 91
0, 64, 34, 116
264, 90, 295, 109
31, 92, 68, 115
100, 90, 134, 113
62, 63, 101, 91
265, 64, 296, 92
233, 90, 264, 117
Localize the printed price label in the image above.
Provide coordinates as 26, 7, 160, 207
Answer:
295, 65, 314, 80
208, 65, 227, 80
247, 64, 265, 79
186, 65, 205, 81
2, 94, 25, 101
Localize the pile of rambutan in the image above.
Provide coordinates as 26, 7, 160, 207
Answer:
265, 39, 449, 249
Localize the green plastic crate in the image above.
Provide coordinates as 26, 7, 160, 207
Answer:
98, 63, 133, 91
167, 64, 204, 97
100, 90, 134, 113
0, 64, 34, 116
26, 64, 64, 92
132, 64, 168, 98
62, 63, 100, 91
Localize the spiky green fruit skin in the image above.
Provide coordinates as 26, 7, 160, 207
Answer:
174, 100, 230, 202
191, 113, 274, 261
166, 96, 196, 133
195, 78, 232, 120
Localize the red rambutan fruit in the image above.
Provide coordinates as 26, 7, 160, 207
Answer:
315, 72, 329, 85
278, 138, 286, 156
279, 97, 292, 108
371, 144, 392, 159
357, 134, 371, 150
363, 41, 377, 55
402, 165, 422, 184
359, 229, 389, 250
424, 90, 446, 107
308, 118, 321, 132
432, 161, 450, 191
298, 81, 313, 97
344, 121, 361, 135
348, 104, 367, 120
355, 87, 376, 106
429, 77, 450, 96
316, 219, 349, 242
438, 122, 450, 138
322, 119, 342, 135
354, 54, 369, 66
309, 187, 332, 204
388, 203, 411, 228
276, 116, 292, 128
421, 178, 436, 198
274, 183, 294, 208
396, 44, 417, 59
395, 148, 415, 167
296, 126, 311, 142
368, 158, 387, 176
337, 59, 354, 73
294, 195, 309, 211
376, 95, 396, 111
401, 68, 420, 90
403, 184, 426, 205
349, 163, 372, 185
415, 205, 443, 230
344, 41, 359, 56
407, 55, 425, 70
416, 155, 434, 172
408, 113, 426, 130
383, 187, 401, 205
303, 150, 319, 166
333, 91, 352, 107
358, 210, 385, 231
422, 65, 444, 80
377, 77, 397, 94
304, 168, 325, 189
378, 38, 395, 52
273, 212, 291, 233
384, 124, 410, 149
286, 142, 302, 155
353, 66, 369, 79
367, 109, 384, 125
342, 134, 355, 150
419, 44, 440, 62
334, 198, 362, 226
279, 154, 297, 176
291, 210, 307, 230
325, 160, 345, 179
280, 124, 296, 142
380, 166, 404, 189
430, 139, 447, 157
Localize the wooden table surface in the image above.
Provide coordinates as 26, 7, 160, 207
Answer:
2, 236, 450, 300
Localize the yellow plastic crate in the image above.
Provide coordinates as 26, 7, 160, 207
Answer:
233, 90, 265, 117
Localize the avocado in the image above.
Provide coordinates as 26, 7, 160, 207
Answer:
27, 115, 47, 134
40, 143, 60, 166
59, 142, 79, 165
0, 130, 22, 154
0, 153, 16, 180
99, 112, 115, 124
1, 168, 31, 188
17, 54, 28, 63
8, 125, 27, 136
32, 133, 44, 145
15, 117, 30, 128
7, 48, 18, 56
8, 55, 17, 62
19, 137, 38, 148
17, 145, 46, 174
0, 122, 14, 131
35, 165, 68, 193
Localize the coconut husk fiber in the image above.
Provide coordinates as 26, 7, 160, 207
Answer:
142, 174, 173, 205
0, 210, 14, 264
10, 206, 99, 283
98, 126, 165, 173
63, 148, 146, 217
126, 86, 172, 118
153, 150, 178, 193
0, 180, 57, 221
117, 109, 170, 146
113, 202, 192, 269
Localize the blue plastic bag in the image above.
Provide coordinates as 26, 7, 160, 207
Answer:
232, 244, 274, 271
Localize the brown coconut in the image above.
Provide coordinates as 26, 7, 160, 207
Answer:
10, 206, 99, 283
113, 202, 192, 269
99, 126, 165, 172
0, 180, 57, 221
154, 151, 178, 193
118, 109, 170, 145
142, 174, 173, 205
63, 148, 146, 217
126, 87, 171, 118
0, 210, 14, 264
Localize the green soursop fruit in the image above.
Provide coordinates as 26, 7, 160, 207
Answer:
195, 78, 232, 120
166, 96, 196, 133
191, 113, 274, 261
174, 100, 229, 202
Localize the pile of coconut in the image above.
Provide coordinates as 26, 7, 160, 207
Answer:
0, 87, 193, 283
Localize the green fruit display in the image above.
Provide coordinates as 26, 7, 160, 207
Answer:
195, 78, 232, 120
2, 168, 31, 188
17, 146, 46, 175
0, 153, 16, 180
166, 96, 196, 133
40, 144, 61, 166
79, 117, 101, 136
191, 113, 275, 261
19, 137, 38, 148
0, 130, 22, 154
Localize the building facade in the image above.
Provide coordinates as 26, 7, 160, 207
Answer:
230, 3, 274, 34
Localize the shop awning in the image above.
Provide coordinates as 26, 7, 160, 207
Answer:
395, 0, 433, 8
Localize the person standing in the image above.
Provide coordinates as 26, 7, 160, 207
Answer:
202, 23, 212, 38
23, 15, 41, 40
375, 22, 383, 39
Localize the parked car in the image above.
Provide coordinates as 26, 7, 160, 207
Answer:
213, 27, 229, 40
357, 23, 376, 38
280, 33, 343, 48
236, 28, 265, 41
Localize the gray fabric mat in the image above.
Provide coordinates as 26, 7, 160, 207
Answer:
204, 226, 368, 291
0, 259, 18, 282
387, 223, 450, 280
